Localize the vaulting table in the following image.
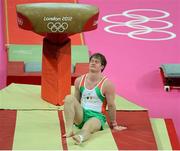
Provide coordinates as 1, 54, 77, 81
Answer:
16, 3, 99, 105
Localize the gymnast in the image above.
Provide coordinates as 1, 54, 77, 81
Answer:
63, 53, 127, 144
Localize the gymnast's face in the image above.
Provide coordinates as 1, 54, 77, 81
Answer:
89, 57, 104, 73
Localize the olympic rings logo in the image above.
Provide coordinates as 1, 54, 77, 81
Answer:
102, 9, 176, 41
47, 22, 68, 32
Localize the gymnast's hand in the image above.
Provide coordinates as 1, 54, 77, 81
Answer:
111, 121, 127, 131
113, 125, 127, 131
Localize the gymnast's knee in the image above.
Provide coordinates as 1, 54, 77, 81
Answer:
64, 94, 75, 104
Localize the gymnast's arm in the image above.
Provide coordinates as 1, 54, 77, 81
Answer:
74, 76, 82, 102
104, 80, 126, 131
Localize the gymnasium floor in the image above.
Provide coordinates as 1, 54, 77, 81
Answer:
0, 83, 178, 150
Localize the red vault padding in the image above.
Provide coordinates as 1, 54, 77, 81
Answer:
41, 38, 71, 105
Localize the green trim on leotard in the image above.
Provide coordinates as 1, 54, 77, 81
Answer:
95, 87, 105, 102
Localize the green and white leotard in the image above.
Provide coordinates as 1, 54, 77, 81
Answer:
79, 74, 107, 114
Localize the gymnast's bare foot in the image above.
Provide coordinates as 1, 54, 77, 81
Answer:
72, 135, 84, 145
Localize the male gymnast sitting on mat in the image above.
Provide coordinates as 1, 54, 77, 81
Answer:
63, 53, 127, 144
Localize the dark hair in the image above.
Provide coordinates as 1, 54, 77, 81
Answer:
89, 53, 107, 72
